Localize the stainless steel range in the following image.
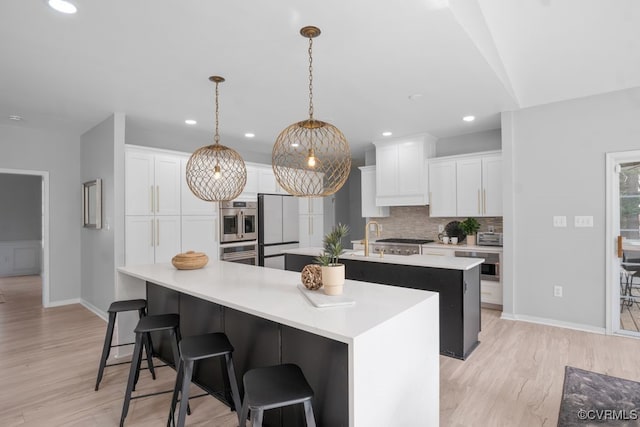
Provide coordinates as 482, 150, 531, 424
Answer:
370, 238, 435, 256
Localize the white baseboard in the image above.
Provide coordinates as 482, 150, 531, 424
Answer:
500, 312, 606, 335
80, 299, 108, 322
46, 298, 80, 308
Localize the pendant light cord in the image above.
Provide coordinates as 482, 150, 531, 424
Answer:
214, 81, 220, 145
308, 36, 314, 121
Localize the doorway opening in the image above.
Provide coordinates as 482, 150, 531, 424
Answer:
0, 168, 50, 307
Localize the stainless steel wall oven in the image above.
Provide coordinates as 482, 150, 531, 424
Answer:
220, 201, 257, 243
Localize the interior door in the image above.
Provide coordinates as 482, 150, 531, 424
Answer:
606, 150, 640, 335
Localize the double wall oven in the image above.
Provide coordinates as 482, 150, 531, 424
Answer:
219, 201, 258, 265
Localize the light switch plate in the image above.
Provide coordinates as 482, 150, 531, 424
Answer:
575, 216, 594, 227
553, 216, 567, 227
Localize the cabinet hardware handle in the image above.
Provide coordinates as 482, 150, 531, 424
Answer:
156, 219, 160, 246
483, 189, 487, 215
477, 189, 481, 214
150, 186, 154, 213
618, 235, 624, 259
151, 219, 154, 247
156, 186, 160, 213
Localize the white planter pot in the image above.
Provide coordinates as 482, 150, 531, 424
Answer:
321, 264, 345, 296
466, 234, 476, 246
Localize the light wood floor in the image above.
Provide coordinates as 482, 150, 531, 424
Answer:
3, 276, 640, 426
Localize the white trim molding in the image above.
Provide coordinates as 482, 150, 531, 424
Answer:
47, 298, 81, 308
501, 312, 606, 335
80, 298, 108, 322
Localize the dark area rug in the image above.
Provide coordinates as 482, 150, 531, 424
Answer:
558, 366, 640, 426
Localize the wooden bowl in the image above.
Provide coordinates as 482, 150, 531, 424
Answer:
172, 251, 209, 270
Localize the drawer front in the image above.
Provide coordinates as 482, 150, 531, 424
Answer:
481, 280, 502, 305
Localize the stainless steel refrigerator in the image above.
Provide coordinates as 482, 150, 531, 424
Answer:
258, 194, 299, 269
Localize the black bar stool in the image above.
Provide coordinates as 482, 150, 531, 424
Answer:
239, 364, 316, 427
95, 299, 156, 391
120, 313, 182, 427
167, 332, 242, 427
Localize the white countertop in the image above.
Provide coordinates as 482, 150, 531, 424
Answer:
284, 247, 483, 270
422, 242, 503, 253
117, 261, 437, 344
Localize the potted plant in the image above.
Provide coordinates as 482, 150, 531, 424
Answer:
459, 217, 480, 246
315, 223, 350, 295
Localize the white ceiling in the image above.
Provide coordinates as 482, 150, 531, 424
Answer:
0, 0, 638, 159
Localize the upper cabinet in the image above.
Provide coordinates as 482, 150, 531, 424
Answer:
180, 157, 218, 216
125, 149, 181, 216
428, 151, 502, 217
359, 166, 389, 218
256, 165, 286, 195
235, 164, 259, 202
374, 135, 436, 206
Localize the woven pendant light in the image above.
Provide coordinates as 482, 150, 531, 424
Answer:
186, 76, 247, 202
272, 26, 351, 197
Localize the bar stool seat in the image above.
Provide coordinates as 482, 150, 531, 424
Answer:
168, 332, 242, 427
95, 299, 155, 391
240, 364, 316, 427
120, 313, 182, 427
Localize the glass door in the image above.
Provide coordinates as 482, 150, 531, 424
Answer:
618, 162, 640, 333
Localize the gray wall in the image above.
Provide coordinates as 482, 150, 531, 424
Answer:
80, 114, 124, 314
436, 129, 501, 157
0, 173, 42, 241
330, 167, 366, 242
0, 124, 81, 302
503, 87, 640, 329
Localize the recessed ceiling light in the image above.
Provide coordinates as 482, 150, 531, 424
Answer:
244, 133, 255, 138
382, 131, 393, 137
8, 115, 23, 121
184, 119, 197, 125
47, 0, 77, 14
463, 115, 475, 122
408, 94, 423, 100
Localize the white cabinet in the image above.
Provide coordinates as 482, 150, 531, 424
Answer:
299, 197, 324, 248
427, 160, 457, 217
125, 150, 181, 216
428, 152, 502, 218
181, 215, 218, 260
257, 166, 285, 194
482, 155, 502, 216
236, 164, 259, 201
359, 166, 389, 218
125, 215, 181, 265
373, 135, 436, 206
481, 279, 503, 306
180, 158, 218, 215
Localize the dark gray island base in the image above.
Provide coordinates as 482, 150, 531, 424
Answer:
285, 254, 480, 360
146, 282, 349, 427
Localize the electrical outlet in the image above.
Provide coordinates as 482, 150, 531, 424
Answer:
554, 285, 563, 297
575, 216, 594, 228
553, 216, 567, 227
438, 225, 444, 233
488, 225, 495, 233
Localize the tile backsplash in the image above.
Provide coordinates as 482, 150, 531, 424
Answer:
368, 206, 503, 240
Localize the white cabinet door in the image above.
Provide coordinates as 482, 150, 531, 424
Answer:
299, 214, 323, 248
181, 216, 218, 260
154, 155, 181, 216
125, 216, 155, 266
482, 155, 502, 216
375, 144, 398, 199
180, 158, 218, 215
298, 197, 323, 215
456, 158, 482, 217
125, 151, 154, 215
237, 165, 258, 201
154, 216, 181, 263
257, 166, 285, 194
481, 280, 502, 305
428, 160, 457, 217
359, 166, 389, 218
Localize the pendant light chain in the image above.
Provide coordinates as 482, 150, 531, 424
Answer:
308, 36, 314, 120
214, 80, 220, 144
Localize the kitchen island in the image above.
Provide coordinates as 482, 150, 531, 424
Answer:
116, 261, 439, 427
284, 248, 483, 360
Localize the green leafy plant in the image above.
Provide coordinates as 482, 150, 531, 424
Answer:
459, 217, 481, 235
314, 223, 350, 266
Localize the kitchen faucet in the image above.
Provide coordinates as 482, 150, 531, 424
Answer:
364, 220, 381, 257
